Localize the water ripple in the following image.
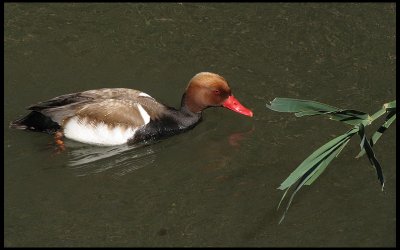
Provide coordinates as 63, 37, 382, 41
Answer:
65, 141, 158, 177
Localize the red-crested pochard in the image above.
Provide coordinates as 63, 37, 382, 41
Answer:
10, 72, 253, 146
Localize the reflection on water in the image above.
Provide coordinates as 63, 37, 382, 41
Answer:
4, 2, 395, 247
64, 125, 255, 177
65, 141, 156, 177
228, 125, 255, 147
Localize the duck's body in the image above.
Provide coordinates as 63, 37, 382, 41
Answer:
10, 72, 253, 146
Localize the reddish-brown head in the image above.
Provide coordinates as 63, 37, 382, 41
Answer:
181, 72, 253, 117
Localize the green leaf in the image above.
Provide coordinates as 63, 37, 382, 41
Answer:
278, 155, 335, 224
370, 100, 396, 122
267, 98, 370, 126
278, 127, 358, 190
304, 138, 351, 185
266, 98, 339, 113
358, 124, 385, 189
356, 111, 396, 158
267, 98, 395, 223
278, 137, 352, 223
277, 186, 290, 210
296, 110, 369, 126
325, 110, 369, 125
385, 100, 396, 109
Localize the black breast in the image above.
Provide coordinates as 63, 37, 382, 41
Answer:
128, 107, 202, 144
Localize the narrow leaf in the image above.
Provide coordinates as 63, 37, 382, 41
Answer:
277, 186, 290, 210
278, 129, 357, 223
278, 127, 358, 190
304, 138, 351, 185
267, 98, 370, 126
278, 156, 332, 224
384, 100, 396, 109
370, 100, 395, 122
267, 98, 339, 113
356, 112, 396, 158
358, 124, 385, 189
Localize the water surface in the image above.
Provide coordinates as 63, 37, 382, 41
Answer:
4, 3, 396, 247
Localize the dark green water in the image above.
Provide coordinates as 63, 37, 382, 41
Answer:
4, 3, 396, 247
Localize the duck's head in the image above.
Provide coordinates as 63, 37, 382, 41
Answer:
181, 72, 253, 117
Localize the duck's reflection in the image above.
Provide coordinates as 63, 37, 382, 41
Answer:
228, 125, 255, 147
62, 125, 255, 177
65, 141, 156, 177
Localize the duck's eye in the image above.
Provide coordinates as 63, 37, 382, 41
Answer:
213, 90, 220, 95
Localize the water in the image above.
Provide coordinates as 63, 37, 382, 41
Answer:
4, 3, 396, 247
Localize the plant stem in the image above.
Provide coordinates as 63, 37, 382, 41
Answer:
370, 106, 387, 122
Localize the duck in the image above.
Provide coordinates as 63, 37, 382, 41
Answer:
10, 72, 253, 146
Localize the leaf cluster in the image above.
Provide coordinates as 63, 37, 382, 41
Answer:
266, 99, 396, 223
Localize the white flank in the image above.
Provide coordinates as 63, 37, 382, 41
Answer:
137, 104, 151, 124
63, 117, 137, 146
138, 92, 152, 98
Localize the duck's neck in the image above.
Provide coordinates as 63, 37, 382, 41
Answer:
149, 93, 203, 130
180, 92, 206, 114
176, 104, 202, 129
130, 106, 201, 144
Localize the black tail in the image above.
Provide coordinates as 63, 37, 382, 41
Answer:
10, 111, 61, 134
